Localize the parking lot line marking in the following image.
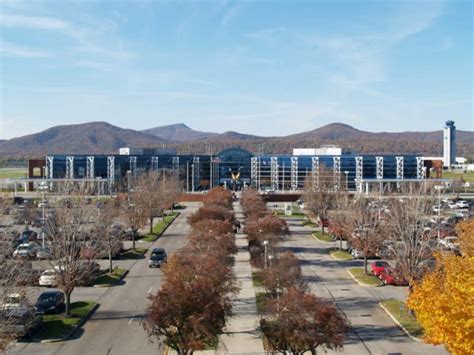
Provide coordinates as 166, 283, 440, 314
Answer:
147, 286, 153, 294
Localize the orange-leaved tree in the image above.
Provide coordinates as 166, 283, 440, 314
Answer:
407, 218, 474, 355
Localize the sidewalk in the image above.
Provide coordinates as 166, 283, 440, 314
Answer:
219, 201, 265, 354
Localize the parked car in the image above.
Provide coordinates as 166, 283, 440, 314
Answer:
149, 248, 167, 268
379, 267, 408, 286
1, 293, 29, 310
439, 236, 460, 251
447, 202, 458, 209
13, 243, 37, 259
39, 269, 58, 287
456, 200, 469, 209
34, 291, 65, 314
371, 261, 390, 276
0, 307, 42, 338
19, 230, 38, 243
36, 247, 52, 260
432, 204, 443, 213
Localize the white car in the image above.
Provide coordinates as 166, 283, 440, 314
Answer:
432, 204, 443, 213
447, 202, 458, 209
13, 243, 37, 258
1, 293, 28, 310
439, 237, 459, 250
39, 269, 58, 287
456, 200, 469, 209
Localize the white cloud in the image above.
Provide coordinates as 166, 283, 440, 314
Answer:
0, 41, 51, 57
0, 13, 69, 30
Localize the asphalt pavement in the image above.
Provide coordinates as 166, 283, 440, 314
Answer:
8, 203, 199, 355
279, 216, 448, 355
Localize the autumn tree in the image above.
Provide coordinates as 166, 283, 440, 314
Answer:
240, 188, 267, 220
349, 198, 384, 274
143, 249, 238, 353
96, 200, 122, 273
383, 193, 437, 291
261, 252, 305, 299
261, 287, 349, 354
188, 204, 235, 226
407, 223, 474, 355
203, 187, 233, 209
121, 185, 149, 250
304, 165, 339, 234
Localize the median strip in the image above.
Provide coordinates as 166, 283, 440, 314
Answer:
380, 299, 423, 341
347, 267, 383, 287
312, 231, 334, 242
38, 301, 98, 343
329, 248, 353, 260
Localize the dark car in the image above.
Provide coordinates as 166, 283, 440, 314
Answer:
0, 307, 42, 338
35, 291, 65, 314
149, 248, 167, 268
20, 230, 38, 243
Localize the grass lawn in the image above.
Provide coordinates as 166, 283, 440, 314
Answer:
255, 292, 270, 314
93, 267, 127, 287
118, 247, 147, 259
252, 270, 263, 288
442, 170, 474, 183
348, 267, 383, 286
0, 168, 27, 179
302, 219, 318, 228
330, 248, 353, 260
37, 301, 96, 340
312, 231, 334, 242
381, 299, 424, 339
140, 213, 178, 242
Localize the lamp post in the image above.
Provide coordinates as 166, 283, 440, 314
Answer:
191, 164, 195, 193
435, 185, 443, 241
186, 160, 190, 192
38, 181, 48, 248
263, 239, 268, 269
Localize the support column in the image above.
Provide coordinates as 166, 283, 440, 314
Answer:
151, 156, 159, 171
396, 156, 404, 190
270, 157, 278, 191
416, 157, 425, 179
311, 157, 319, 189
86, 156, 95, 179
107, 156, 115, 194
129, 156, 137, 178
333, 156, 341, 190
251, 157, 259, 189
290, 157, 298, 191
66, 156, 74, 179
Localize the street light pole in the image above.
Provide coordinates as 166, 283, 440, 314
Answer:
186, 161, 189, 192
38, 181, 48, 249
344, 171, 349, 191
191, 164, 195, 193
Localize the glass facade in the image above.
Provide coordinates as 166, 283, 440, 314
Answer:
42, 149, 422, 192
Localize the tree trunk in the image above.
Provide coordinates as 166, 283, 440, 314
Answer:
339, 236, 343, 250
108, 249, 113, 274
149, 216, 153, 234
364, 255, 368, 274
132, 230, 136, 251
65, 291, 72, 317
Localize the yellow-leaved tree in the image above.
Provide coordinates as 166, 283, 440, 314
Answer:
407, 218, 474, 355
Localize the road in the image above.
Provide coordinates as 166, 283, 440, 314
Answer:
280, 216, 448, 355
9, 203, 198, 355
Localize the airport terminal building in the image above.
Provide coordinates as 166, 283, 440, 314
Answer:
28, 145, 428, 193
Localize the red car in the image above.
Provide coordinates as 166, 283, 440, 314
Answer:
371, 261, 390, 276
379, 267, 408, 286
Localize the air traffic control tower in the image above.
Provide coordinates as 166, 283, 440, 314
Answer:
443, 120, 456, 168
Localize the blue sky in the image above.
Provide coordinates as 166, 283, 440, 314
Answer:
0, 0, 472, 139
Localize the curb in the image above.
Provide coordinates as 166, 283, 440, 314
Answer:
40, 303, 100, 344
346, 269, 383, 287
93, 269, 129, 288
311, 233, 334, 243
329, 250, 353, 261
379, 302, 421, 342
141, 212, 180, 242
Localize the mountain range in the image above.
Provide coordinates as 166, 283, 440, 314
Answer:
0, 121, 473, 159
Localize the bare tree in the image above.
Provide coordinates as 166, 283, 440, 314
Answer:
349, 198, 385, 274
304, 165, 340, 234
121, 186, 149, 251
96, 200, 122, 274
383, 192, 437, 292
329, 192, 352, 250
45, 198, 99, 316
